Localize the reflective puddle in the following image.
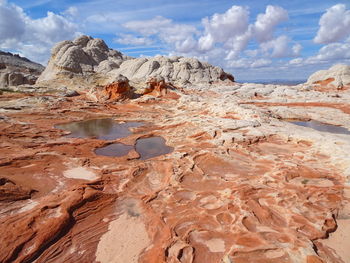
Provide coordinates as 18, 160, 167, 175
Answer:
55, 118, 143, 140
135, 136, 174, 160
95, 143, 134, 157
290, 120, 350, 135
95, 136, 173, 160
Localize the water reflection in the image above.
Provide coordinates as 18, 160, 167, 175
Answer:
135, 136, 174, 160
291, 120, 350, 135
94, 136, 174, 160
95, 143, 134, 157
55, 118, 143, 140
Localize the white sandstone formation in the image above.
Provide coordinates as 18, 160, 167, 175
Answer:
307, 64, 350, 89
37, 35, 234, 87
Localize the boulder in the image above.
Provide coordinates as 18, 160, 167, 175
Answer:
307, 64, 350, 91
143, 76, 168, 97
86, 75, 133, 102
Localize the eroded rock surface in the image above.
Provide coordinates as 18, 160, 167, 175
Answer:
37, 35, 234, 88
87, 74, 133, 102
307, 64, 350, 91
1, 68, 350, 262
0, 51, 44, 87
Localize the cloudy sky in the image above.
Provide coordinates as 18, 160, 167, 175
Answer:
1, 0, 350, 81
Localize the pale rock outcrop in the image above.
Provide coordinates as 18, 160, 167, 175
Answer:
0, 51, 44, 87
37, 35, 234, 87
307, 64, 350, 90
37, 35, 129, 83
109, 56, 234, 85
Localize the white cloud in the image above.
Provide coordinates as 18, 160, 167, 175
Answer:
289, 58, 303, 65
253, 5, 288, 43
199, 6, 250, 51
0, 1, 26, 44
0, 0, 79, 64
122, 15, 199, 53
314, 4, 350, 44
63, 6, 78, 17
292, 43, 302, 56
227, 58, 272, 69
260, 35, 301, 58
114, 34, 153, 46
308, 42, 350, 63
251, 59, 272, 68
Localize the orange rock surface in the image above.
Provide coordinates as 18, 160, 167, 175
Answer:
103, 79, 132, 100
0, 86, 348, 263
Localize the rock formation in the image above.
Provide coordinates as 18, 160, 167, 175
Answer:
307, 64, 350, 91
2, 40, 350, 263
86, 74, 133, 102
37, 35, 234, 88
0, 51, 44, 87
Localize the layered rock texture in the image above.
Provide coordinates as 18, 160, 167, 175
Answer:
1, 41, 350, 263
37, 35, 234, 88
0, 51, 44, 87
307, 64, 350, 91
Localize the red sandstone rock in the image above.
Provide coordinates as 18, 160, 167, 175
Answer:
0, 87, 348, 263
87, 74, 133, 102
103, 76, 132, 100
143, 76, 179, 98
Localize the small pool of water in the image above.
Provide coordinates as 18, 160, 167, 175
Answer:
290, 120, 350, 135
95, 136, 173, 160
95, 143, 134, 157
55, 118, 143, 140
136, 136, 174, 160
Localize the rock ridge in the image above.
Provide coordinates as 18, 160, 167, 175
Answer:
37, 35, 234, 87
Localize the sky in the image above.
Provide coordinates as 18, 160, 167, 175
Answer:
1, 0, 350, 81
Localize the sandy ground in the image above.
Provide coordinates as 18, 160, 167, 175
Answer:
321, 219, 350, 262
95, 213, 150, 263
63, 167, 98, 181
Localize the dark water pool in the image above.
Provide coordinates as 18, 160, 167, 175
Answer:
95, 136, 173, 160
55, 118, 143, 140
136, 136, 174, 160
291, 120, 350, 135
94, 143, 134, 157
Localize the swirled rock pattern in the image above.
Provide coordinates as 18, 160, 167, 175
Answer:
307, 64, 350, 91
37, 35, 234, 88
1, 65, 350, 262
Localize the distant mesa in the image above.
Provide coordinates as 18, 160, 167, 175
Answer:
37, 35, 234, 88
0, 51, 44, 88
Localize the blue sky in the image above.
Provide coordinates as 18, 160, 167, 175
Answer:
1, 0, 350, 81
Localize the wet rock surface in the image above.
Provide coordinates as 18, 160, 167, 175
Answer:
0, 65, 350, 263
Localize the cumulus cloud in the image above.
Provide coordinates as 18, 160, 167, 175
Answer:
119, 4, 296, 70
227, 58, 272, 69
199, 6, 250, 51
308, 42, 350, 63
314, 4, 350, 44
122, 16, 199, 53
114, 34, 153, 46
253, 5, 288, 43
289, 58, 303, 65
260, 36, 301, 58
0, 0, 79, 64
0, 1, 26, 45
63, 6, 78, 17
